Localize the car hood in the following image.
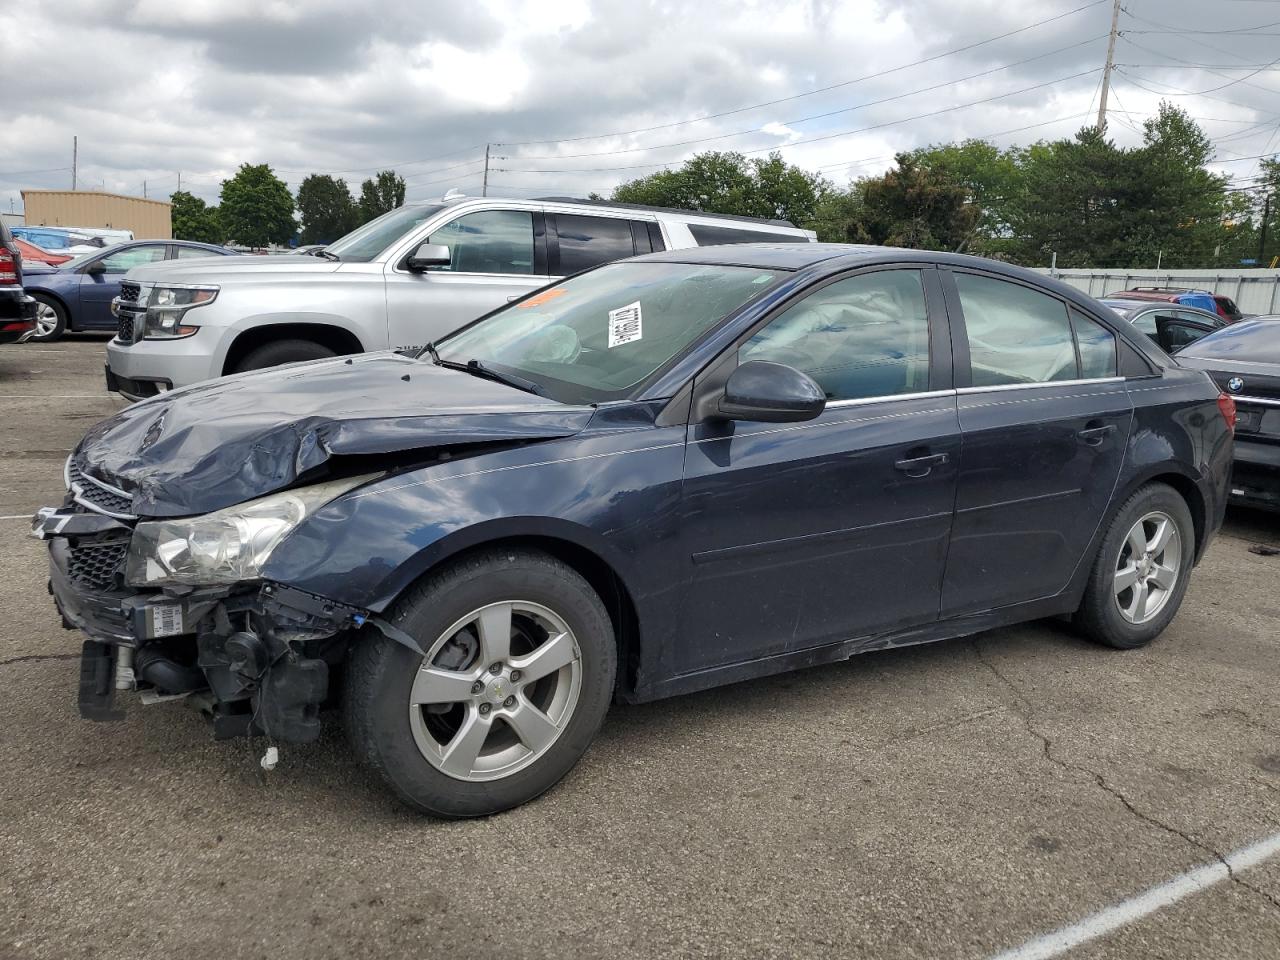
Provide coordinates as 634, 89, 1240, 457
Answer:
75, 352, 595, 517
125, 255, 340, 284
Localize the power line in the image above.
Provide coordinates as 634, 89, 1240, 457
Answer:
493, 0, 1109, 148
0, 166, 72, 177
501, 53, 1105, 166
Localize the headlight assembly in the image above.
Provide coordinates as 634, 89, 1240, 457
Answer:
143, 284, 218, 339
125, 475, 376, 587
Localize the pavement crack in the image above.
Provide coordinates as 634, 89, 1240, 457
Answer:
973, 639, 1280, 914
0, 653, 80, 668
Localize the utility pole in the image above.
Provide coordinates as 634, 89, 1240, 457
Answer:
177, 171, 181, 192
482, 144, 490, 197
143, 180, 147, 199
1260, 193, 1273, 265
1097, 0, 1122, 131
72, 136, 78, 190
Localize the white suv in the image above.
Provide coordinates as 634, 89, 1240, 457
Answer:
105, 195, 815, 400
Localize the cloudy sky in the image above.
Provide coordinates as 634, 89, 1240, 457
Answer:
3, 0, 1278, 216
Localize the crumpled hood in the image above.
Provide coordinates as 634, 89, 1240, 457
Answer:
77, 352, 595, 517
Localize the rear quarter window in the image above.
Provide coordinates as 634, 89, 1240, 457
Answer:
687, 223, 809, 245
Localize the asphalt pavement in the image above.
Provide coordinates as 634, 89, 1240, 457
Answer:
1, 337, 1278, 960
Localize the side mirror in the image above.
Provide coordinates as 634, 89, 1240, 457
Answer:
718, 360, 826, 423
85, 261, 107, 276
406, 242, 451, 273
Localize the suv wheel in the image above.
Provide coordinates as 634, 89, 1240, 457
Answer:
233, 339, 335, 372
31, 295, 67, 342
1075, 482, 1195, 649
344, 549, 617, 818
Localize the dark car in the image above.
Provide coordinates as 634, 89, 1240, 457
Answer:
0, 219, 37, 344
1098, 298, 1228, 350
1106, 287, 1246, 322
35, 244, 1234, 818
22, 240, 236, 342
1172, 319, 1280, 511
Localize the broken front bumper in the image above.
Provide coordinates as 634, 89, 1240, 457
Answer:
37, 506, 365, 742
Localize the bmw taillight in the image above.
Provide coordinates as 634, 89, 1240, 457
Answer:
0, 247, 17, 285
1217, 393, 1237, 433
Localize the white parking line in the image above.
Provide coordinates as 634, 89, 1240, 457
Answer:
0, 395, 107, 399
989, 830, 1280, 960
1, 514, 34, 520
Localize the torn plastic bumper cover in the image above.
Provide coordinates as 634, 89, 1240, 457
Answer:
44, 521, 370, 742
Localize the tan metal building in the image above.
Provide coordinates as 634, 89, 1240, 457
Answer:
20, 190, 171, 239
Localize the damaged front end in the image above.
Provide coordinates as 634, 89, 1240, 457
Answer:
35, 457, 375, 742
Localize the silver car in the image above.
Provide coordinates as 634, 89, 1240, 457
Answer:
106, 195, 814, 400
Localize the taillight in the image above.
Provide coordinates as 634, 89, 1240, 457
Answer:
1217, 393, 1236, 433
0, 248, 17, 285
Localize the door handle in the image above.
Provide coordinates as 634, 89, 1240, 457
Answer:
894, 452, 948, 478
506, 296, 520, 302
1077, 424, 1116, 447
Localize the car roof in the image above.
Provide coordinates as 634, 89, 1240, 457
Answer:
1179, 319, 1280, 364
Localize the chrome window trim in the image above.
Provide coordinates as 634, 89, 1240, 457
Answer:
824, 389, 956, 409
1233, 395, 1280, 408
955, 376, 1125, 395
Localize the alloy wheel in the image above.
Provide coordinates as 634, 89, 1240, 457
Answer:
34, 302, 59, 338
1113, 510, 1182, 625
408, 600, 582, 782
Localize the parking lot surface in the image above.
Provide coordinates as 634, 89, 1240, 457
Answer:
2, 338, 1279, 960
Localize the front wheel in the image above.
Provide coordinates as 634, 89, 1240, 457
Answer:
232, 338, 335, 373
1075, 482, 1195, 649
30, 294, 67, 342
344, 549, 617, 817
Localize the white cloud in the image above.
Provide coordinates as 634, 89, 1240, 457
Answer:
2, 0, 1275, 216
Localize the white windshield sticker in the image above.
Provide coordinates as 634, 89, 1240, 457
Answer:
608, 301, 643, 348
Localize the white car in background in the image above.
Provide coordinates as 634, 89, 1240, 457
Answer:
104, 195, 815, 400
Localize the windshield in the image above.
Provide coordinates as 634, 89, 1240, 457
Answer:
324, 203, 445, 262
437, 261, 784, 403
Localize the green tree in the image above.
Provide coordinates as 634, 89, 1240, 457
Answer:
296, 174, 357, 244
357, 169, 406, 222
169, 190, 223, 244
835, 153, 980, 251
218, 163, 297, 248
906, 139, 1021, 256
611, 151, 829, 227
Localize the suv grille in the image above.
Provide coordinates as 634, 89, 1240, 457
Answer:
119, 282, 141, 303
67, 454, 136, 519
68, 538, 130, 591
117, 315, 134, 342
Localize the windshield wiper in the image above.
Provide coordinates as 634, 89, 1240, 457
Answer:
462, 359, 542, 396
315, 249, 340, 261
422, 342, 441, 364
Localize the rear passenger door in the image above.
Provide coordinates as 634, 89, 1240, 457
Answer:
546, 213, 654, 277
940, 270, 1133, 615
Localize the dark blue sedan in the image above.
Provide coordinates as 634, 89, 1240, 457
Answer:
36, 244, 1233, 817
21, 239, 234, 341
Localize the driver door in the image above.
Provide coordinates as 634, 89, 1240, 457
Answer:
80, 244, 167, 328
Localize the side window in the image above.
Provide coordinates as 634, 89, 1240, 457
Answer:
740, 269, 930, 401
955, 273, 1076, 386
1070, 309, 1117, 379
424, 210, 536, 275
97, 245, 167, 273
1129, 309, 1159, 336
554, 215, 635, 274
175, 246, 218, 259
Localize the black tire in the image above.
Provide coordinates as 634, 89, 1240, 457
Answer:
1075, 482, 1196, 649
30, 294, 67, 342
344, 548, 616, 818
233, 339, 335, 373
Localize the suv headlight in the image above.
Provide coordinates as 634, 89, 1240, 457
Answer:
143, 285, 219, 339
125, 475, 375, 587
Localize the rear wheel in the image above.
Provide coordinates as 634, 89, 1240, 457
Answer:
344, 549, 616, 818
232, 338, 335, 373
30, 295, 67, 342
1075, 483, 1194, 649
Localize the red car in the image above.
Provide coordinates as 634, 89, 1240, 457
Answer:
1106, 287, 1246, 323
14, 238, 72, 266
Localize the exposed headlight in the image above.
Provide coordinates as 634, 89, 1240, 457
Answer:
125, 475, 375, 587
143, 285, 218, 339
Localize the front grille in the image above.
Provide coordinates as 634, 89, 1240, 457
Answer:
119, 282, 141, 303
67, 538, 130, 591
67, 454, 137, 519
117, 314, 134, 342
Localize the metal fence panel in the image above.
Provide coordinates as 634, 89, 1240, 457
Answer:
1032, 268, 1280, 315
